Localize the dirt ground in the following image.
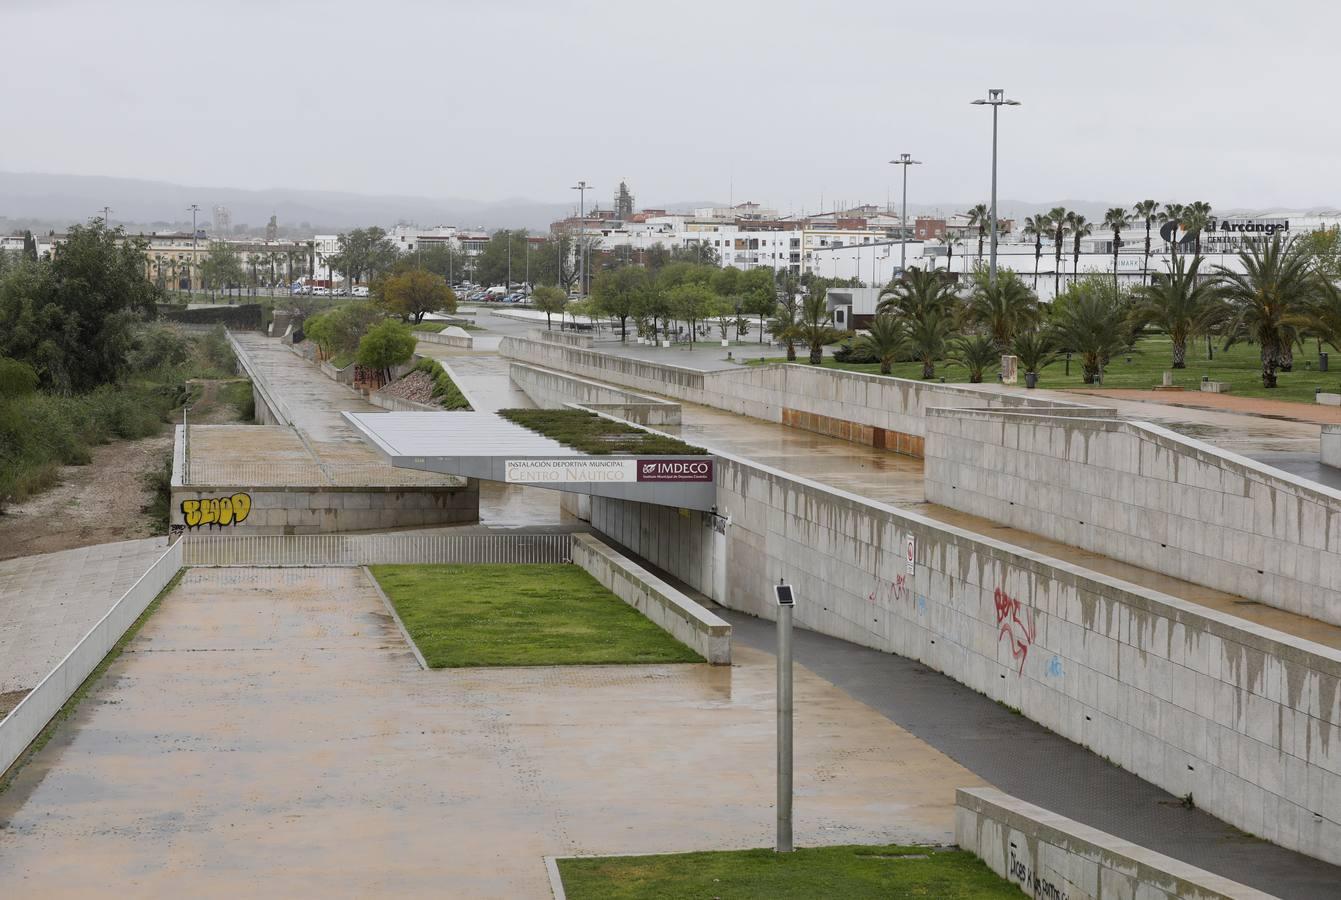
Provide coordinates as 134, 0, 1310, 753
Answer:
0, 381, 243, 562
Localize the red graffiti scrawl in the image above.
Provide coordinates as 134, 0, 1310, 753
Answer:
994, 587, 1036, 675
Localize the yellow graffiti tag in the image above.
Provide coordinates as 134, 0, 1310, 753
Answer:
181, 493, 252, 529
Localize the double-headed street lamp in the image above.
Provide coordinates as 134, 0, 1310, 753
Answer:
970, 89, 1020, 285
571, 180, 592, 296
888, 154, 921, 274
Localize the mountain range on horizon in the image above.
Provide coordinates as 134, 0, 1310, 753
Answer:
1, 171, 1336, 238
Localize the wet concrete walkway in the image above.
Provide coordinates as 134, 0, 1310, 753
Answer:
0, 567, 985, 897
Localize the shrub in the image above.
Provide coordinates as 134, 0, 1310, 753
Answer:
411, 358, 472, 410
0, 358, 38, 398
356, 319, 417, 380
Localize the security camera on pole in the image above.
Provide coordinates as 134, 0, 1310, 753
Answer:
970, 89, 1020, 286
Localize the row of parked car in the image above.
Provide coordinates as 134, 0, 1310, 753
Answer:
289, 284, 370, 298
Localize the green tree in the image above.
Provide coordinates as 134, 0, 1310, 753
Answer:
200, 241, 244, 299
668, 283, 717, 347
769, 292, 802, 361
1102, 207, 1131, 289
379, 269, 456, 323
1131, 200, 1160, 285
1067, 212, 1092, 287
796, 293, 840, 365
356, 319, 416, 384
473, 229, 534, 289
1049, 279, 1132, 384
739, 267, 778, 342
1132, 256, 1225, 369
670, 242, 720, 266
531, 284, 568, 330
906, 307, 953, 379
590, 266, 645, 340
879, 267, 960, 319
966, 268, 1038, 350
1159, 202, 1187, 264
1218, 234, 1319, 388
854, 313, 908, 375
949, 333, 999, 383
0, 358, 39, 398
1182, 201, 1214, 256
1048, 206, 1070, 297
1010, 329, 1058, 381
966, 203, 990, 264
1021, 215, 1049, 289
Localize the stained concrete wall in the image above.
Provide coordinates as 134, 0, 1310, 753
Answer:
509, 363, 682, 425
589, 450, 1341, 866
501, 333, 1087, 455
571, 533, 730, 664
955, 788, 1273, 899
925, 408, 1341, 628
413, 327, 472, 349
1322, 425, 1341, 469
170, 482, 479, 535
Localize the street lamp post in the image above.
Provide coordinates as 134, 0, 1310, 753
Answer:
774, 580, 795, 854
571, 181, 592, 296
187, 204, 200, 293
888, 154, 921, 274
970, 89, 1021, 285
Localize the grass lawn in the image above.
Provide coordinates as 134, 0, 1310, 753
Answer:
368, 564, 702, 667
557, 844, 1019, 899
748, 335, 1341, 405
499, 408, 704, 455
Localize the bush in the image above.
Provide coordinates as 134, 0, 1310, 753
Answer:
198, 325, 235, 371
356, 319, 416, 377
832, 340, 878, 363
128, 326, 192, 373
411, 358, 472, 410
0, 358, 38, 398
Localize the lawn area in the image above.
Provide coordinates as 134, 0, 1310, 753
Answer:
499, 408, 704, 455
749, 335, 1341, 405
557, 844, 1019, 899
368, 564, 702, 667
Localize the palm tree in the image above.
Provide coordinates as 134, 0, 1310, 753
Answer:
1133, 256, 1225, 369
906, 307, 954, 379
949, 333, 998, 383
1159, 202, 1187, 264
769, 292, 802, 362
797, 292, 840, 365
878, 267, 959, 319
1218, 234, 1319, 387
1049, 206, 1070, 298
1102, 208, 1131, 290
966, 268, 1039, 350
1010, 329, 1058, 384
1067, 212, 1092, 286
1132, 200, 1159, 285
1021, 214, 1049, 290
1049, 281, 1132, 384
966, 203, 990, 264
855, 312, 909, 375
941, 233, 960, 274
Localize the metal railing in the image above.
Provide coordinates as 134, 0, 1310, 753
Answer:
182, 532, 571, 567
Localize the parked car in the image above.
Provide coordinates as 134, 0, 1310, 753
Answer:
352, 286, 370, 298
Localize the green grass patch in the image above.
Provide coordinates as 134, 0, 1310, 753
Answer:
0, 568, 183, 792
218, 379, 255, 421
498, 408, 704, 455
410, 358, 472, 410
328, 351, 356, 370
368, 564, 702, 667
414, 320, 482, 333
557, 844, 1019, 899
748, 333, 1341, 405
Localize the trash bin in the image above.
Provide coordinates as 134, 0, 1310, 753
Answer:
1321, 352, 1329, 373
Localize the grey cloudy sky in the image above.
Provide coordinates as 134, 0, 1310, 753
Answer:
3, 0, 1337, 214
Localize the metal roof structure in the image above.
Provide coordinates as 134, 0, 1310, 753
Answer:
344, 411, 718, 511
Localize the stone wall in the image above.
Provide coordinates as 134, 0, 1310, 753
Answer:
509, 362, 682, 425
955, 787, 1273, 899
170, 482, 479, 534
589, 450, 1341, 866
571, 533, 730, 664
925, 407, 1341, 627
501, 333, 1088, 456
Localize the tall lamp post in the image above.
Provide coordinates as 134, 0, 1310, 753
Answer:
571, 181, 592, 295
888, 154, 921, 274
187, 204, 200, 293
970, 89, 1020, 285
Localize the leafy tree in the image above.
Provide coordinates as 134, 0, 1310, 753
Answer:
22, 230, 37, 262
668, 283, 717, 347
966, 268, 1038, 350
711, 266, 742, 297
531, 284, 568, 330
473, 229, 534, 289
670, 242, 720, 266
590, 266, 645, 340
739, 266, 778, 343
949, 333, 999, 383
966, 203, 990, 263
303, 301, 385, 360
1132, 200, 1160, 285
0, 358, 38, 398
201, 241, 244, 299
711, 296, 738, 341
633, 279, 672, 339
356, 319, 416, 384
906, 307, 953, 379
855, 313, 908, 375
879, 267, 960, 319
379, 268, 455, 323
1049, 279, 1132, 384
1132, 256, 1225, 369
1218, 234, 1319, 388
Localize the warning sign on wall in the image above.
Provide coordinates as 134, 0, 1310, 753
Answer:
905, 534, 916, 575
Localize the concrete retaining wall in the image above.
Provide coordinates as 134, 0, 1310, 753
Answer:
170, 482, 479, 534
955, 787, 1274, 899
571, 533, 730, 664
500, 333, 1087, 456
509, 362, 682, 425
367, 391, 440, 412
227, 330, 288, 426
588, 449, 1341, 866
1323, 425, 1341, 469
925, 407, 1341, 627
413, 327, 473, 349
182, 531, 572, 566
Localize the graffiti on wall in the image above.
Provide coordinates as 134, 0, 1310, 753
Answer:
868, 573, 909, 606
994, 587, 1036, 675
181, 493, 252, 529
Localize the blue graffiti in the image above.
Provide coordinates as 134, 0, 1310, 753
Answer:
1045, 655, 1064, 678
914, 594, 928, 615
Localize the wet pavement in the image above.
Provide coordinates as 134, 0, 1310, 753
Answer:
0, 567, 984, 898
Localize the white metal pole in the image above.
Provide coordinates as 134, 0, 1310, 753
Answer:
775, 581, 795, 853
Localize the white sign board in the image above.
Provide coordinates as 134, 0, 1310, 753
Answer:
905, 534, 916, 575
1000, 355, 1018, 385
505, 459, 637, 484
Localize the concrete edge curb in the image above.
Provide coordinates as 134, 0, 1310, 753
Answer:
543, 856, 566, 899
359, 566, 429, 670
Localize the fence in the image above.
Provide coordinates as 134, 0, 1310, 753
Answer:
0, 540, 183, 778
182, 532, 572, 566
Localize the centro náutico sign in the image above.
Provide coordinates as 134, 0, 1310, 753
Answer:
504, 459, 714, 484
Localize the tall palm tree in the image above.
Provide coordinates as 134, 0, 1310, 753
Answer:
1133, 256, 1225, 369
797, 292, 840, 365
855, 312, 909, 375
1102, 207, 1131, 290
942, 233, 960, 274
1132, 200, 1159, 285
1021, 214, 1049, 290
1067, 213, 1092, 287
1182, 201, 1214, 257
1049, 206, 1070, 298
966, 203, 990, 264
966, 268, 1039, 350
1159, 202, 1187, 264
878, 267, 960, 319
1217, 234, 1319, 387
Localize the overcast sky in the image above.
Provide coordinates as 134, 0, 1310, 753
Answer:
3, 0, 1337, 215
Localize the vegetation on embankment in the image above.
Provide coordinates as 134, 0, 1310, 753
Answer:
410, 358, 472, 410
498, 408, 704, 455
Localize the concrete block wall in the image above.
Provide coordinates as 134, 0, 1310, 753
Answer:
1322, 425, 1341, 469
501, 333, 1089, 455
171, 483, 479, 534
413, 327, 473, 349
589, 450, 1341, 866
955, 788, 1273, 899
508, 363, 682, 425
925, 408, 1341, 627
571, 533, 730, 664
